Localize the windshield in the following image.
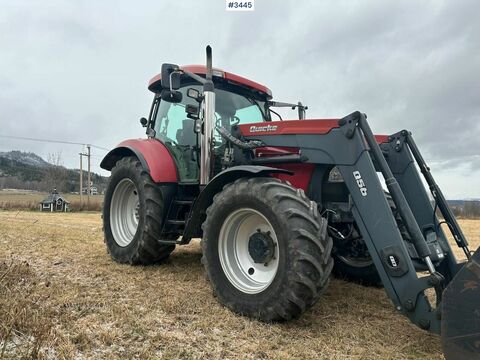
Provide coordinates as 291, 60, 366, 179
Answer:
152, 85, 267, 182
153, 85, 266, 146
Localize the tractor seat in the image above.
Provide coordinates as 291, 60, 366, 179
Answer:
176, 119, 197, 146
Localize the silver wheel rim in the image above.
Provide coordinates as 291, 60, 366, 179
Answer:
218, 208, 279, 294
110, 178, 140, 247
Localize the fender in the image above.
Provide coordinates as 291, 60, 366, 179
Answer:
100, 139, 178, 183
182, 165, 293, 242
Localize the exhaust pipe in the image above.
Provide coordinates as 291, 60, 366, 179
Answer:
206, 45, 213, 81
200, 46, 215, 186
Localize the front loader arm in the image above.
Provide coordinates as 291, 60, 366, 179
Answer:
338, 112, 479, 358
243, 112, 479, 358
334, 114, 441, 332
337, 148, 440, 331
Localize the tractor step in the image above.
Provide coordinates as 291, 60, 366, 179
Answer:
160, 195, 195, 238
157, 237, 190, 245
173, 199, 194, 205
166, 219, 186, 225
156, 239, 179, 245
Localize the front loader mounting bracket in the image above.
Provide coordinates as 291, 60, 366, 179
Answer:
338, 111, 361, 139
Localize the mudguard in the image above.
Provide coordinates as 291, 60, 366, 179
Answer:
181, 165, 293, 241
100, 139, 178, 183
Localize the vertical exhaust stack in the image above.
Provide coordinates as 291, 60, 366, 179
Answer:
206, 45, 213, 81
200, 46, 215, 186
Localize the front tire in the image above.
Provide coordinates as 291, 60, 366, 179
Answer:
103, 157, 175, 264
202, 177, 333, 322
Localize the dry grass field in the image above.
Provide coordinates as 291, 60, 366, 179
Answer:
0, 211, 478, 359
0, 191, 103, 211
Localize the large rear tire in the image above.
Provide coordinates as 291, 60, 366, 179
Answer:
103, 157, 175, 264
202, 177, 333, 322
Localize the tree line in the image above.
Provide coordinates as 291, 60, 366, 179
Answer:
0, 153, 107, 193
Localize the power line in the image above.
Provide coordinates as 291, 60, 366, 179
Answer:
0, 134, 110, 151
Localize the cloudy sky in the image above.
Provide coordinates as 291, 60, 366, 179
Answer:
1, 0, 479, 198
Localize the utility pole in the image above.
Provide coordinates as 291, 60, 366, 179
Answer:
79, 145, 90, 205
87, 145, 91, 206
79, 153, 83, 203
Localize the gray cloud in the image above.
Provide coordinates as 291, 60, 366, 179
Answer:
0, 0, 478, 197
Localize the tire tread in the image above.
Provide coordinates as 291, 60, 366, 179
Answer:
202, 177, 333, 322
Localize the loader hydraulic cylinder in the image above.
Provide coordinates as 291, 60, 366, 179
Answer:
404, 132, 471, 259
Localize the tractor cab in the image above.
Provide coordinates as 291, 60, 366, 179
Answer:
145, 64, 308, 183
145, 66, 272, 182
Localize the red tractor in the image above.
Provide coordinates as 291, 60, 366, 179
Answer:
101, 47, 479, 359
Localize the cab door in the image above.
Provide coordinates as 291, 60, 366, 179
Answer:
152, 86, 201, 183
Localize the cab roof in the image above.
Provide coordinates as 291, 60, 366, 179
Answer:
148, 65, 272, 99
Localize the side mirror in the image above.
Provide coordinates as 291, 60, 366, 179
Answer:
187, 88, 202, 102
139, 117, 148, 127
161, 89, 182, 103
161, 63, 181, 90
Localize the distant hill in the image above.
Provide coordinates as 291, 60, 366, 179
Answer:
447, 199, 480, 206
0, 151, 50, 168
0, 151, 108, 193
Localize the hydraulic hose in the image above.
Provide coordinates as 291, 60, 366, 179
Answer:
216, 126, 264, 150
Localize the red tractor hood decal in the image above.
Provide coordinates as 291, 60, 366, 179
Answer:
239, 119, 340, 136
238, 119, 389, 143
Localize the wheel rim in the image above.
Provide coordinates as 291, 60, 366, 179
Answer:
110, 178, 140, 247
218, 208, 279, 294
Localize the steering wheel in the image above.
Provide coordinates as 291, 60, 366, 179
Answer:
216, 116, 241, 128
231, 116, 241, 126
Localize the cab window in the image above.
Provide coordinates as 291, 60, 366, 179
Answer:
153, 86, 201, 182
152, 84, 268, 182
213, 88, 266, 148
154, 86, 200, 147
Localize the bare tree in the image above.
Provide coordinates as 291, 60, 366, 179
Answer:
41, 152, 68, 192
464, 201, 480, 219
